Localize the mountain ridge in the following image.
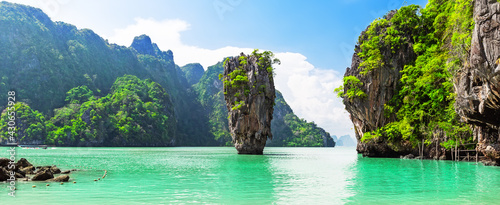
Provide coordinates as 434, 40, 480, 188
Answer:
0, 1, 335, 147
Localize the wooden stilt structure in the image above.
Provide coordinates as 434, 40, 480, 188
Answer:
476, 147, 479, 163
421, 138, 424, 159
452, 142, 455, 161
436, 139, 439, 159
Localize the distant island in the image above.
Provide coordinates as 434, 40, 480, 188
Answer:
332, 135, 356, 147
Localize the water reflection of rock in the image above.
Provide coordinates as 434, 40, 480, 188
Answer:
216, 154, 276, 204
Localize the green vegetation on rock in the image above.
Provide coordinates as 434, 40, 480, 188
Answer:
221, 49, 279, 111
65, 85, 94, 104
356, 5, 421, 75
341, 0, 474, 149
334, 76, 367, 101
0, 103, 48, 144
1, 75, 176, 146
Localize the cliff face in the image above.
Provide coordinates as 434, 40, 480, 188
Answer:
343, 11, 416, 157
456, 0, 500, 164
341, 1, 500, 164
223, 52, 276, 154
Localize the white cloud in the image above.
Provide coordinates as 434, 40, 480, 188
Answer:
104, 18, 355, 138
103, 18, 254, 69
274, 53, 354, 137
109, 18, 189, 50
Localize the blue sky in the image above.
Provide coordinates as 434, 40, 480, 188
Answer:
7, 0, 428, 140
17, 0, 427, 69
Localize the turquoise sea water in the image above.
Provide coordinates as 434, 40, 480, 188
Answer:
0, 147, 499, 204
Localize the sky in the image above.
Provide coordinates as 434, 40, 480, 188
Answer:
5, 0, 428, 141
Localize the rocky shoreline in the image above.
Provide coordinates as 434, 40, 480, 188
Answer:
0, 158, 72, 182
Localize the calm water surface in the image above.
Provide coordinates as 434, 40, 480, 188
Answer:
0, 147, 499, 204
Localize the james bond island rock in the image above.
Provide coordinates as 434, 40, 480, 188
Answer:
222, 50, 279, 154
456, 0, 500, 164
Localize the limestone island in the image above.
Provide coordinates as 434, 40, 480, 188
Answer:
222, 50, 280, 154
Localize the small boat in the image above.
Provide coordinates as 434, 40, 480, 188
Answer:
18, 145, 48, 149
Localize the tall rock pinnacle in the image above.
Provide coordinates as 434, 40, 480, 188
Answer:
222, 50, 279, 154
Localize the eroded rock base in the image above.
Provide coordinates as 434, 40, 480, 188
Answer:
235, 137, 266, 154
